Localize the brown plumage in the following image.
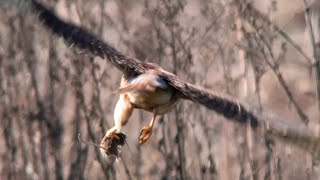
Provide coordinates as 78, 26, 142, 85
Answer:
31, 0, 260, 154
29, 0, 320, 158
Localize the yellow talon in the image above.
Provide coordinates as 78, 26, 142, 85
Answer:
105, 128, 123, 141
139, 126, 153, 145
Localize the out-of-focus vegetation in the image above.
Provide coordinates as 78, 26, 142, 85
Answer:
0, 0, 319, 179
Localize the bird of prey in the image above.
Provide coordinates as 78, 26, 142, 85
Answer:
30, 1, 259, 152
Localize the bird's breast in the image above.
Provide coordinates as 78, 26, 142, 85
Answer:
127, 88, 175, 114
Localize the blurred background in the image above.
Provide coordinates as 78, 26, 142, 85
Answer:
0, 0, 320, 179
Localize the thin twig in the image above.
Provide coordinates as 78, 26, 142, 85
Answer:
235, 0, 312, 64
303, 0, 320, 119
253, 25, 309, 124
78, 133, 109, 152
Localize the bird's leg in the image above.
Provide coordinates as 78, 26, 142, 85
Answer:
104, 94, 133, 139
100, 95, 133, 156
139, 112, 157, 144
105, 127, 121, 140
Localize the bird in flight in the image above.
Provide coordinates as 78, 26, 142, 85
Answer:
30, 0, 259, 153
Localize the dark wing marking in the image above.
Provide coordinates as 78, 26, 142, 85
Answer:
159, 71, 260, 128
31, 0, 148, 75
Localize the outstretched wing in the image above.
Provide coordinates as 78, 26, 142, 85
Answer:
162, 71, 320, 153
158, 71, 260, 128
31, 0, 259, 128
31, 0, 149, 76
29, 0, 320, 153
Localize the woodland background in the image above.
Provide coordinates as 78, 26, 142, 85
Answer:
0, 0, 320, 179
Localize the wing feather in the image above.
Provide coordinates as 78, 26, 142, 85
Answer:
30, 1, 320, 153
31, 0, 259, 127
159, 71, 260, 128
31, 0, 147, 75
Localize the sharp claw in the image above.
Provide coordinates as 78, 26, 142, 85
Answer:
105, 129, 116, 137
139, 126, 152, 145
139, 138, 146, 145
104, 129, 127, 146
